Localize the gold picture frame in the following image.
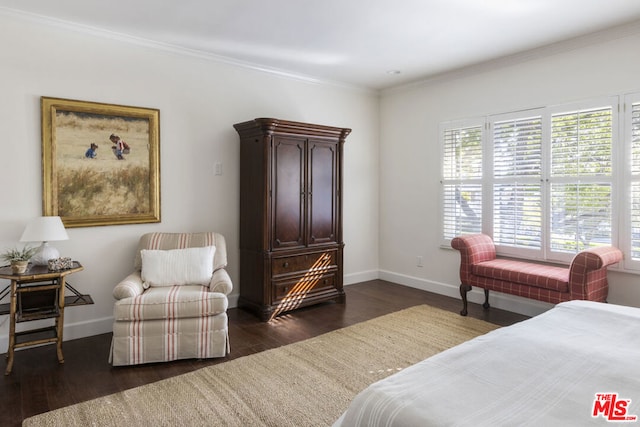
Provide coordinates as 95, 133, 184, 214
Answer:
41, 97, 160, 228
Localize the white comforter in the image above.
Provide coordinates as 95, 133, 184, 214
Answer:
334, 300, 640, 426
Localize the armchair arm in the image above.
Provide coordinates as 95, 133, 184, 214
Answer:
569, 246, 622, 300
209, 268, 233, 295
451, 234, 496, 285
113, 272, 145, 300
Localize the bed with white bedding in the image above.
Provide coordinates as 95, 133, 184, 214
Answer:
334, 300, 640, 426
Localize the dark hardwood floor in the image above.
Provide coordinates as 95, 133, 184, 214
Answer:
1, 280, 528, 426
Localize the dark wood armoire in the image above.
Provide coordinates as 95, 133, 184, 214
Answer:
234, 118, 351, 321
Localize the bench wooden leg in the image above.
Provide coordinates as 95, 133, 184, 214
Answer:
483, 289, 490, 310
460, 284, 472, 316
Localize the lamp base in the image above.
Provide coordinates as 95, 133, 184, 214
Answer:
31, 242, 60, 266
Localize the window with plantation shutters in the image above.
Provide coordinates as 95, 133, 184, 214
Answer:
440, 122, 483, 241
627, 96, 640, 265
490, 114, 543, 251
440, 95, 626, 267
548, 105, 614, 254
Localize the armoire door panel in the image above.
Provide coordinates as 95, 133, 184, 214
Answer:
273, 137, 305, 249
308, 141, 337, 245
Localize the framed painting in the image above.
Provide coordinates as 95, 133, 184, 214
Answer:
41, 97, 160, 228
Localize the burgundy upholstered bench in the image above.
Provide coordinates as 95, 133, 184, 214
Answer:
451, 233, 623, 316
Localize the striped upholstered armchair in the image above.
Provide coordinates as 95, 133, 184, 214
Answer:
110, 232, 232, 366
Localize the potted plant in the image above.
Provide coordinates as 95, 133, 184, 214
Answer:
2, 246, 37, 274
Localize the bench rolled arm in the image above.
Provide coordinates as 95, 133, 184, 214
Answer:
451, 234, 496, 284
569, 246, 622, 300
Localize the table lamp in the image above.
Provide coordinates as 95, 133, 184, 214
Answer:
20, 216, 69, 265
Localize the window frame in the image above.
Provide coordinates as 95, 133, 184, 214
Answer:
545, 97, 619, 264
488, 108, 545, 261
439, 118, 486, 247
623, 92, 640, 271
441, 95, 624, 267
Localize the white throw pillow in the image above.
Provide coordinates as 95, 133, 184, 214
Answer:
141, 245, 216, 288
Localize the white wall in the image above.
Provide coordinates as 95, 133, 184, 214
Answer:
379, 25, 640, 316
5, 9, 638, 354
0, 11, 380, 349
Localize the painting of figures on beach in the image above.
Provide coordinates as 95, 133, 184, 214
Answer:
41, 97, 160, 227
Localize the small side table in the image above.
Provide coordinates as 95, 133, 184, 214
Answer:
0, 261, 93, 375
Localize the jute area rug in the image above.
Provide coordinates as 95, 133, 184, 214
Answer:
23, 305, 499, 427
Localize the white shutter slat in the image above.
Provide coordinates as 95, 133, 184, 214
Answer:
443, 184, 482, 240
550, 183, 612, 252
442, 127, 482, 180
549, 106, 613, 253
551, 107, 613, 177
441, 123, 483, 240
491, 115, 542, 249
630, 102, 640, 260
630, 182, 640, 260
631, 102, 640, 175
493, 183, 542, 248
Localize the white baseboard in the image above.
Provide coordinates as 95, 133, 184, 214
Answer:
344, 269, 379, 285
0, 269, 553, 351
227, 269, 551, 317
0, 315, 113, 356
378, 270, 553, 317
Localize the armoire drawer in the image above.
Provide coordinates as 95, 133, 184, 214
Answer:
272, 273, 336, 303
271, 251, 337, 277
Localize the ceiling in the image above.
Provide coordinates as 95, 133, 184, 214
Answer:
3, 0, 640, 90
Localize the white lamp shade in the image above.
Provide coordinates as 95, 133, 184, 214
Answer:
20, 216, 69, 265
20, 216, 69, 243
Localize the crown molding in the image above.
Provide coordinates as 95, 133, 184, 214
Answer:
0, 6, 375, 95
382, 19, 640, 96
